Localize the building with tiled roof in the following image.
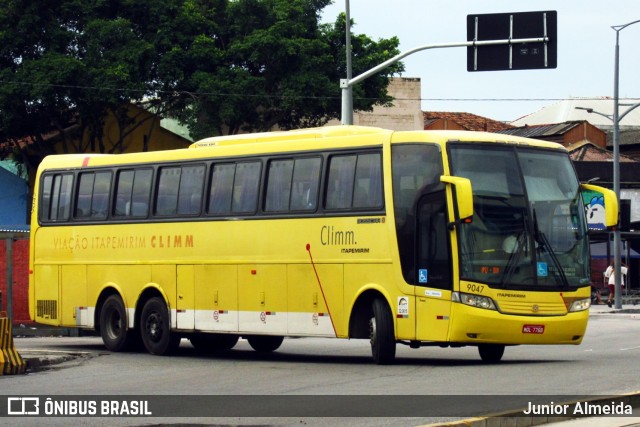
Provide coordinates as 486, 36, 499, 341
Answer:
567, 141, 636, 162
496, 120, 607, 148
423, 111, 514, 133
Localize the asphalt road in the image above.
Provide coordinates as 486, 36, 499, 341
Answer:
2, 304, 639, 426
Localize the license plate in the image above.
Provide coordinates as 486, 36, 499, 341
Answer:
522, 324, 545, 334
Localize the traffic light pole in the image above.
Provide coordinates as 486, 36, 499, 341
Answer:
340, 36, 548, 125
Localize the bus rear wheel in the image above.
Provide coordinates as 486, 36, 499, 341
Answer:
370, 298, 396, 365
478, 344, 505, 363
190, 334, 239, 352
247, 335, 284, 352
100, 295, 136, 352
140, 297, 180, 355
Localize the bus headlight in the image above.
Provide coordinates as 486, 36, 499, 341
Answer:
452, 292, 497, 311
569, 298, 591, 312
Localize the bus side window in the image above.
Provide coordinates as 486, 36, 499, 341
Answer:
156, 167, 181, 216
177, 165, 205, 215
353, 153, 383, 209
265, 157, 322, 213
326, 152, 382, 211
232, 161, 261, 214
76, 171, 112, 220
265, 159, 294, 212
92, 172, 112, 218
130, 169, 151, 217
40, 175, 53, 221
208, 163, 235, 214
290, 157, 321, 211
114, 169, 151, 218
115, 170, 133, 216
75, 173, 95, 218
326, 155, 356, 210
42, 173, 73, 222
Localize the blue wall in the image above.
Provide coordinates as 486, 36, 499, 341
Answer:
0, 165, 28, 227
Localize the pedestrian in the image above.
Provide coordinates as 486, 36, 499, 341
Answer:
603, 263, 628, 307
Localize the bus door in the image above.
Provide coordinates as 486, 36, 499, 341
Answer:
414, 191, 453, 342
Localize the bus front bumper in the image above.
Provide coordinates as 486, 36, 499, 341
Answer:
447, 303, 589, 345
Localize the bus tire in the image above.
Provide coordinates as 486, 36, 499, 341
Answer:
247, 335, 284, 353
140, 297, 180, 355
478, 344, 505, 363
100, 295, 133, 352
370, 298, 396, 365
190, 334, 239, 352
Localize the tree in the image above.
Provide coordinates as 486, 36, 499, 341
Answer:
0, 0, 403, 172
155, 0, 403, 139
0, 0, 158, 173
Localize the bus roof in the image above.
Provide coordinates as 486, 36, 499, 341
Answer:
189, 126, 392, 148
37, 126, 566, 170
191, 126, 564, 151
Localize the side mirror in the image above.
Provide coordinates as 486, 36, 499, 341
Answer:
580, 183, 619, 228
440, 175, 473, 229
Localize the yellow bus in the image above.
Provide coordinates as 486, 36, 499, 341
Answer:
29, 126, 617, 364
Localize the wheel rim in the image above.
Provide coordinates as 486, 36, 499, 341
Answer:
369, 316, 377, 348
106, 310, 122, 340
145, 312, 163, 343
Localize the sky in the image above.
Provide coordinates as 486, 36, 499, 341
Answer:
320, 0, 640, 123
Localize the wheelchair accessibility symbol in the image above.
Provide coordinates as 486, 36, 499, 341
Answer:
418, 269, 428, 283
537, 262, 548, 277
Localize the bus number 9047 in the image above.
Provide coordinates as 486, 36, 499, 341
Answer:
466, 284, 485, 293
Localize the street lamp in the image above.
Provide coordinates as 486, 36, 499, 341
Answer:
611, 19, 640, 309
576, 18, 640, 309
576, 102, 640, 122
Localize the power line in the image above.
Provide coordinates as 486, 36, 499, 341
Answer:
0, 80, 636, 103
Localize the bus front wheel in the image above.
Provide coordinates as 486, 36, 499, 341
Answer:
100, 295, 135, 352
140, 297, 180, 355
478, 344, 505, 363
246, 335, 284, 352
370, 298, 396, 365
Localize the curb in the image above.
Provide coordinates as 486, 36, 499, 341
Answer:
12, 325, 84, 338
18, 350, 92, 373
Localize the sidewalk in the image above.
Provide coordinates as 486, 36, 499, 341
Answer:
588, 301, 640, 315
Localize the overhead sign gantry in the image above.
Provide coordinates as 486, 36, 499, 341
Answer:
467, 11, 557, 71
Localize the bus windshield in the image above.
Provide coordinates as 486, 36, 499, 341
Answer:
449, 144, 590, 289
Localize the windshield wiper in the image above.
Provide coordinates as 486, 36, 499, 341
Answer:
532, 208, 569, 287
500, 229, 527, 286
500, 208, 529, 286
